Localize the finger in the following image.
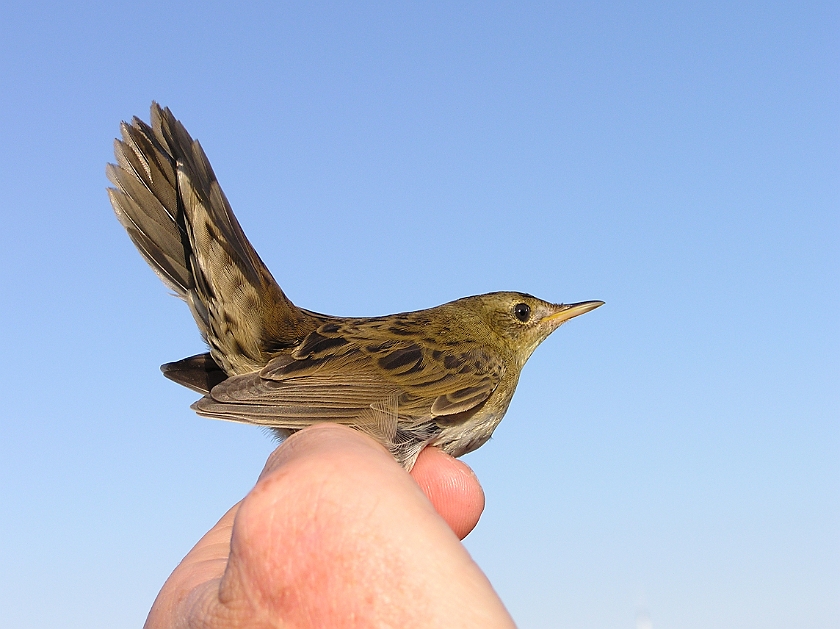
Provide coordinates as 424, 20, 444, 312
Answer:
410, 446, 485, 539
217, 423, 512, 627
262, 429, 486, 539
144, 503, 239, 628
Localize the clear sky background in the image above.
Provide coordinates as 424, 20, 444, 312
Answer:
0, 2, 837, 628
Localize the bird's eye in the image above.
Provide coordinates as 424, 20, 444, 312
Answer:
513, 303, 531, 322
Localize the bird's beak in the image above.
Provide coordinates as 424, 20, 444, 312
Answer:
543, 300, 604, 327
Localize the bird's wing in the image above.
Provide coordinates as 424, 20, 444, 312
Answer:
192, 322, 505, 426
192, 322, 505, 469
107, 103, 319, 374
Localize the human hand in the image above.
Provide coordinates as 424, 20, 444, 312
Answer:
144, 424, 515, 628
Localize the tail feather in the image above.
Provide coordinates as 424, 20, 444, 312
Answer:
108, 103, 321, 375
107, 117, 191, 296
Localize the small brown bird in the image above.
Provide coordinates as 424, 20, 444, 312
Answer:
107, 103, 602, 469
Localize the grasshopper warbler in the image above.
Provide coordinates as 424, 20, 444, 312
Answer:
107, 103, 603, 470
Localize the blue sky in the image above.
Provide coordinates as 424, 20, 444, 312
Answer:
0, 2, 837, 627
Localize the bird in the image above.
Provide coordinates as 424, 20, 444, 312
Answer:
106, 102, 603, 470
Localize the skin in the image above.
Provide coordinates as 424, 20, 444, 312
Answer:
144, 424, 516, 628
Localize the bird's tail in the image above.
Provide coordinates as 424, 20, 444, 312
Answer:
107, 103, 318, 375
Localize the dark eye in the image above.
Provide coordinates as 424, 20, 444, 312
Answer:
513, 303, 531, 322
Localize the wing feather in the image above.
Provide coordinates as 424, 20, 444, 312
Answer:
193, 322, 505, 429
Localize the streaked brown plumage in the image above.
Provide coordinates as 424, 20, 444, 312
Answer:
107, 103, 603, 469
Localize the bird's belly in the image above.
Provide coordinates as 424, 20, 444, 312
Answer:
432, 405, 508, 459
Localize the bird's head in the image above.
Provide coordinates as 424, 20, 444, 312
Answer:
474, 292, 603, 366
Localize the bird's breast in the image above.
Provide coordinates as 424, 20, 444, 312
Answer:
431, 373, 519, 458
